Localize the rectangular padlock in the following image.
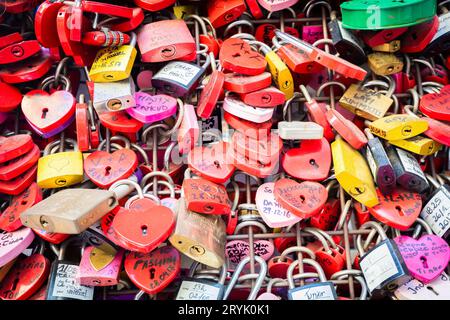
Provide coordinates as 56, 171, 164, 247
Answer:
92, 77, 136, 114
278, 121, 324, 140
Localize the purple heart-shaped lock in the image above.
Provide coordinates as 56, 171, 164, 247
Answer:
225, 240, 274, 265
126, 92, 177, 124
394, 235, 450, 283
0, 228, 35, 267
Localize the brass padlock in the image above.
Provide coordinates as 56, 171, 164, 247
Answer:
368, 52, 403, 76
339, 80, 394, 121
20, 188, 118, 234
92, 77, 136, 114
89, 32, 137, 82
37, 138, 83, 189
169, 198, 226, 268
372, 40, 401, 53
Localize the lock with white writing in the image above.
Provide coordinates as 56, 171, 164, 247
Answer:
176, 261, 227, 300
287, 258, 337, 300
46, 238, 95, 300
356, 221, 410, 298
152, 50, 211, 97
89, 32, 137, 82
37, 138, 83, 189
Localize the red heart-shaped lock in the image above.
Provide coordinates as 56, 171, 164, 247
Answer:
0, 253, 49, 300
282, 138, 331, 181
0, 165, 37, 195
315, 247, 345, 279
274, 178, 328, 218
368, 188, 422, 230
124, 246, 180, 295
0, 144, 39, 180
183, 178, 231, 215
419, 85, 450, 121
0, 182, 42, 232
21, 90, 76, 133
188, 141, 235, 184
98, 111, 144, 133
0, 134, 33, 163
422, 117, 450, 147
309, 198, 340, 230
196, 70, 224, 119
224, 111, 272, 139
84, 149, 138, 188
219, 38, 267, 76
326, 109, 368, 149
0, 82, 22, 112
112, 205, 175, 253
32, 229, 70, 245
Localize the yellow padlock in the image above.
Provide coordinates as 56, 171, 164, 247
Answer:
89, 32, 137, 82
257, 42, 294, 99
37, 138, 84, 189
389, 135, 442, 156
173, 5, 196, 19
368, 114, 429, 141
332, 135, 378, 208
368, 52, 403, 76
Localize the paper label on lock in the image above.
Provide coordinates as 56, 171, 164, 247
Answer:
360, 242, 401, 293
432, 12, 450, 42
176, 280, 222, 300
420, 187, 450, 237
200, 116, 219, 142
365, 147, 377, 179
396, 148, 426, 180
289, 283, 337, 300
52, 264, 94, 300
155, 62, 202, 87
394, 272, 450, 300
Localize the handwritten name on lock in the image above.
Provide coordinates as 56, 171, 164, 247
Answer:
381, 192, 422, 214
186, 180, 230, 205
54, 264, 93, 299
134, 93, 173, 112
225, 240, 273, 264
276, 183, 323, 208
340, 87, 389, 119
92, 48, 127, 68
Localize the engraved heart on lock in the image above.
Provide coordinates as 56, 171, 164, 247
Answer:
126, 92, 177, 124
47, 158, 70, 172
21, 90, 76, 133
255, 182, 301, 228
84, 149, 138, 188
274, 178, 328, 218
124, 246, 180, 295
394, 235, 450, 284
369, 188, 422, 230
225, 240, 274, 264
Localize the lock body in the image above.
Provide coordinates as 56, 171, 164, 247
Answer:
288, 282, 337, 300
365, 138, 396, 195
37, 151, 83, 189
176, 278, 224, 300
420, 185, 450, 240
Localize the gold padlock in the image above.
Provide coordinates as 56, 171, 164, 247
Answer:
89, 32, 137, 82
372, 40, 401, 53
339, 81, 394, 121
37, 138, 84, 189
173, 5, 196, 19
332, 135, 378, 208
20, 188, 118, 234
368, 52, 403, 76
368, 114, 429, 141
169, 198, 226, 268
389, 135, 442, 156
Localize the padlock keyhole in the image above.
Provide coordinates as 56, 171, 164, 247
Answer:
300, 195, 306, 203
309, 159, 318, 168
104, 166, 112, 176
214, 160, 221, 169
20, 201, 27, 205
141, 225, 148, 236
41, 108, 49, 119
420, 256, 429, 269
395, 206, 404, 217
232, 53, 241, 58
149, 268, 155, 279
426, 286, 439, 296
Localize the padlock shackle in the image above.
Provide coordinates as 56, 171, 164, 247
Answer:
287, 258, 327, 289
336, 199, 352, 230
223, 20, 255, 38
222, 256, 267, 300
280, 245, 316, 261
230, 181, 240, 212
184, 14, 208, 35
304, 0, 332, 17
125, 193, 161, 208
142, 180, 176, 199
188, 261, 228, 285
282, 91, 301, 120
109, 179, 143, 200
316, 81, 346, 97
164, 141, 179, 171
302, 227, 332, 253
130, 143, 150, 165
412, 59, 437, 77
159, 99, 184, 138
140, 170, 175, 189
234, 220, 268, 234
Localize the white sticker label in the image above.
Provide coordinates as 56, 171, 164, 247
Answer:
395, 273, 450, 300
433, 12, 450, 42
360, 242, 400, 293
176, 280, 221, 300
200, 116, 219, 142
52, 264, 94, 300
366, 147, 377, 179
420, 187, 450, 237
154, 62, 202, 87
289, 283, 336, 300
396, 148, 426, 179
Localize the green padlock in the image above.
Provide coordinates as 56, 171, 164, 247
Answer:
340, 0, 436, 30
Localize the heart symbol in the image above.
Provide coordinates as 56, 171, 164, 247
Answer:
47, 157, 70, 172
126, 92, 177, 124
124, 246, 180, 294
368, 188, 422, 230
274, 178, 328, 218
282, 138, 331, 181
394, 235, 450, 283
112, 205, 175, 253
219, 38, 267, 76
188, 141, 235, 184
21, 90, 75, 133
419, 85, 450, 121
0, 253, 50, 300
0, 135, 34, 163
256, 182, 301, 228
0, 228, 35, 267
225, 240, 274, 264
84, 149, 138, 188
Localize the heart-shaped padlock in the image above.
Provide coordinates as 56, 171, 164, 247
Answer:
124, 246, 180, 294
274, 178, 328, 218
219, 38, 267, 75
419, 85, 450, 121
0, 228, 35, 267
0, 143, 39, 181
225, 240, 274, 264
0, 134, 34, 163
394, 235, 450, 284
0, 82, 22, 112
126, 92, 177, 124
99, 111, 144, 133
183, 178, 232, 215
84, 149, 138, 188
368, 188, 422, 230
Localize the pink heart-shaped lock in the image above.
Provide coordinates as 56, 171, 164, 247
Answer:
255, 182, 301, 228
225, 240, 274, 264
394, 235, 450, 283
0, 228, 35, 267
126, 92, 177, 123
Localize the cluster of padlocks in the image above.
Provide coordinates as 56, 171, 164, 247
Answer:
0, 0, 449, 301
